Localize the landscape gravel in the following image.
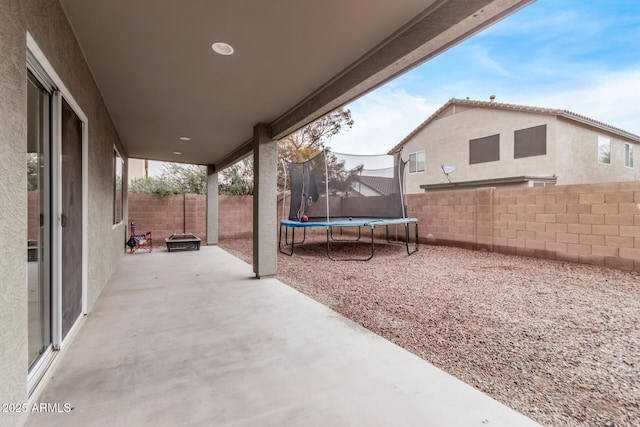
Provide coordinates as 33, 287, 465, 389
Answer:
219, 236, 639, 427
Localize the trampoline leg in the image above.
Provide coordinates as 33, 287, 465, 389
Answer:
329, 226, 361, 242
326, 226, 374, 261
278, 224, 295, 256
279, 224, 307, 256
285, 225, 306, 246
386, 224, 398, 243
405, 222, 419, 255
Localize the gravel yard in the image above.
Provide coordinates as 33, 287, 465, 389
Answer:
219, 235, 639, 427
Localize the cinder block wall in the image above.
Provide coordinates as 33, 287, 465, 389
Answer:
185, 193, 206, 239
127, 194, 253, 244
128, 193, 206, 245
408, 181, 640, 272
127, 182, 639, 272
219, 195, 253, 239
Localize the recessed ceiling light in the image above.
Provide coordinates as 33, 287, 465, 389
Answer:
179, 136, 191, 141
211, 42, 234, 56
172, 151, 182, 155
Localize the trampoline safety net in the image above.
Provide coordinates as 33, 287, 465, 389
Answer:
284, 149, 407, 221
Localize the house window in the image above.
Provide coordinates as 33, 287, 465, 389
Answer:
469, 134, 500, 164
113, 148, 124, 224
598, 136, 611, 165
625, 143, 634, 168
514, 124, 546, 158
409, 151, 425, 173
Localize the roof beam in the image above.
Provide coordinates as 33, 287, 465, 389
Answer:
213, 136, 255, 172
269, 0, 535, 141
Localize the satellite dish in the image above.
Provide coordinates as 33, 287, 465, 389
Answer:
440, 165, 456, 183
441, 165, 456, 174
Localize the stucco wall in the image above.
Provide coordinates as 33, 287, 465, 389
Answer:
402, 105, 640, 194
0, 1, 30, 425
0, 1, 125, 423
555, 119, 639, 185
403, 107, 558, 194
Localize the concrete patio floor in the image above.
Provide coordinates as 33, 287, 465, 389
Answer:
26, 246, 540, 427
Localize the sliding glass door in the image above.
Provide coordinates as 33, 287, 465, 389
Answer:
60, 98, 84, 340
27, 70, 52, 369
27, 45, 87, 394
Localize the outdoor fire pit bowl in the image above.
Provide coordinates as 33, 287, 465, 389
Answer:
165, 233, 201, 252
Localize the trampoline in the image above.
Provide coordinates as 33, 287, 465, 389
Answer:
279, 148, 418, 261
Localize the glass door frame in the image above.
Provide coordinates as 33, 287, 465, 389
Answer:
26, 33, 89, 397
26, 64, 55, 383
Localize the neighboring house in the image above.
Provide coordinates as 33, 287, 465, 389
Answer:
127, 158, 147, 184
389, 98, 640, 193
351, 175, 396, 196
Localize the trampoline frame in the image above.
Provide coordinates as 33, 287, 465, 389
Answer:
278, 217, 418, 261
279, 148, 419, 261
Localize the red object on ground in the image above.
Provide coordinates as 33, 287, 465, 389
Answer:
301, 215, 309, 222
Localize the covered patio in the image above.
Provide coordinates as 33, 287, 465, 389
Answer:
2, 2, 540, 426
26, 247, 538, 426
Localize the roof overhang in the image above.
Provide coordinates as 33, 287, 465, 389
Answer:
420, 175, 557, 191
59, 0, 535, 170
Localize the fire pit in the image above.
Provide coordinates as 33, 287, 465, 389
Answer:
165, 233, 201, 252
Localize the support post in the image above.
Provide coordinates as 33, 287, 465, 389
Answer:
252, 123, 277, 278
206, 165, 218, 245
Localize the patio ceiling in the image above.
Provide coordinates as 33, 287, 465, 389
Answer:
59, 0, 533, 170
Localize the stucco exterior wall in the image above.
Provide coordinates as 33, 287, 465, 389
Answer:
403, 107, 558, 194
127, 158, 146, 183
401, 104, 640, 193
555, 118, 639, 185
0, 1, 125, 423
0, 2, 30, 425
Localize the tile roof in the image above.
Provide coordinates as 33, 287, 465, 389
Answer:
355, 175, 396, 196
388, 98, 640, 154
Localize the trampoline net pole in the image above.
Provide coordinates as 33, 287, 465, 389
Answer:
280, 158, 288, 220
324, 146, 330, 227
397, 148, 407, 220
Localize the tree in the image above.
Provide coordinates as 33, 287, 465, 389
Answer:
278, 107, 354, 190
129, 176, 182, 196
217, 107, 354, 195
160, 163, 207, 194
129, 163, 207, 195
219, 157, 253, 195
27, 153, 39, 191
279, 108, 353, 163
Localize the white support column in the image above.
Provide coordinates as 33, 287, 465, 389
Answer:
206, 165, 219, 245
252, 123, 277, 278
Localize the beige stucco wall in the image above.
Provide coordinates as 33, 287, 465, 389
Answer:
0, 2, 126, 424
0, 2, 29, 425
128, 158, 146, 183
402, 105, 640, 194
555, 118, 639, 185
402, 107, 558, 194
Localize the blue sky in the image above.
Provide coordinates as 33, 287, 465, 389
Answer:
328, 0, 640, 154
